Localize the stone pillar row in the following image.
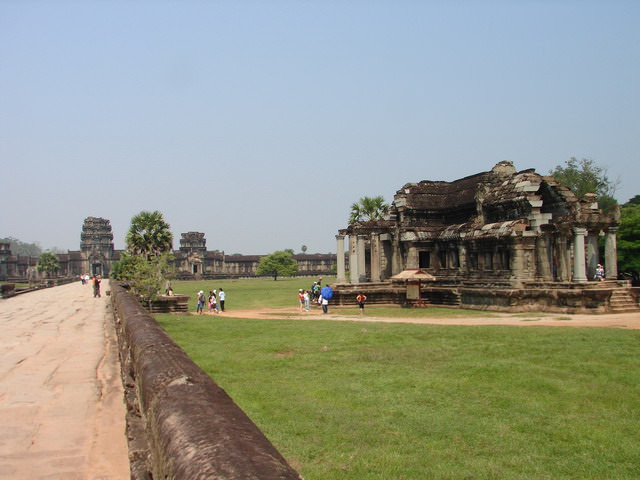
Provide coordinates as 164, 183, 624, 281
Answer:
341, 233, 391, 284
339, 226, 617, 285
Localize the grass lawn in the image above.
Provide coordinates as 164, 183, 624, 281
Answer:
156, 279, 640, 479
171, 276, 326, 310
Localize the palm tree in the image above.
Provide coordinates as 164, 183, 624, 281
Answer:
349, 196, 389, 224
125, 210, 173, 258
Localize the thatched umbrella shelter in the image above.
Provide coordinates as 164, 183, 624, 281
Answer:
390, 268, 436, 307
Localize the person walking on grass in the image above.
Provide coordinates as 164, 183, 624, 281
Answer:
209, 290, 219, 314
218, 288, 225, 312
303, 289, 310, 312
196, 290, 206, 314
319, 294, 329, 314
356, 293, 367, 315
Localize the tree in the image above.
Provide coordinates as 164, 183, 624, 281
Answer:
131, 252, 175, 307
0, 237, 42, 257
111, 251, 175, 308
549, 158, 619, 212
618, 200, 640, 275
36, 252, 60, 278
256, 250, 298, 280
625, 195, 640, 206
125, 210, 173, 258
349, 196, 389, 224
110, 251, 145, 280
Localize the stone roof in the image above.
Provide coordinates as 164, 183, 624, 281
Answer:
394, 171, 487, 211
347, 161, 617, 238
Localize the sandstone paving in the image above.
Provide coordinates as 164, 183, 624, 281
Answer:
0, 282, 129, 479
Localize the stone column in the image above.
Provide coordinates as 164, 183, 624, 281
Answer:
357, 235, 367, 283
391, 239, 403, 275
349, 235, 359, 284
556, 236, 570, 281
336, 235, 346, 283
572, 227, 588, 283
510, 245, 525, 282
605, 227, 618, 280
536, 235, 552, 281
458, 243, 467, 273
585, 232, 600, 281
380, 238, 391, 280
406, 243, 419, 269
370, 234, 381, 282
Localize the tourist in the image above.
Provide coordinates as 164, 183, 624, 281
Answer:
303, 289, 310, 312
80, 274, 85, 285
320, 284, 333, 314
594, 264, 605, 281
92, 275, 101, 298
196, 290, 206, 314
218, 288, 225, 311
319, 293, 329, 314
311, 282, 320, 302
298, 289, 305, 311
209, 290, 219, 314
356, 293, 367, 315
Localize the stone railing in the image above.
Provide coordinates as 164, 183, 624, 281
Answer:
109, 280, 302, 480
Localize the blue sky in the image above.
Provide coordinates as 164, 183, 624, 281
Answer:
2, 1, 638, 254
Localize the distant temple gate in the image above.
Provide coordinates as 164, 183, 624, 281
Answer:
0, 219, 336, 281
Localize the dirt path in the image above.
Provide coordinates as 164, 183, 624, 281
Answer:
208, 305, 640, 329
0, 282, 129, 480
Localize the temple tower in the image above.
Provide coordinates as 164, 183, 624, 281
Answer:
80, 217, 115, 276
179, 232, 207, 276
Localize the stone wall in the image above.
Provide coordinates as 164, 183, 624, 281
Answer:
332, 280, 639, 313
109, 281, 302, 480
144, 294, 190, 314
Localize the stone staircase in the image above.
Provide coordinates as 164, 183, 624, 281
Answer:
609, 288, 640, 313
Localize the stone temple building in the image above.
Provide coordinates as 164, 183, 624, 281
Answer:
334, 162, 635, 312
0, 218, 336, 281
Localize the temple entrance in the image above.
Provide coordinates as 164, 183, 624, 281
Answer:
92, 263, 103, 276
419, 251, 431, 269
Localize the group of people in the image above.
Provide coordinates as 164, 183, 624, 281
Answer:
196, 288, 226, 314
295, 278, 368, 316
297, 278, 328, 313
297, 289, 312, 312
80, 273, 101, 298
297, 288, 368, 315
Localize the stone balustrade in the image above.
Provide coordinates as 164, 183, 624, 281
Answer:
109, 280, 302, 480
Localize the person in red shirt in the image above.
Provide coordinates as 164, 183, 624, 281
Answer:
356, 293, 367, 315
